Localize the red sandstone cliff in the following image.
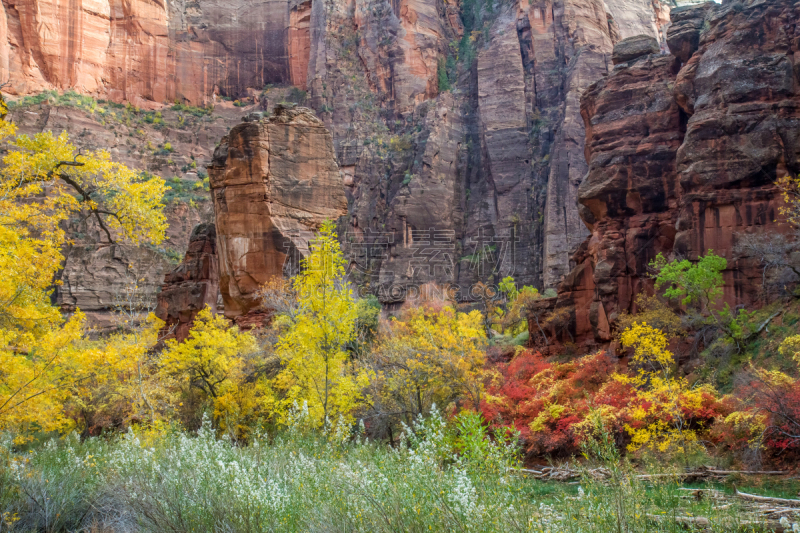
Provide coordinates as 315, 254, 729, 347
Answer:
154, 222, 219, 341
542, 0, 800, 349
0, 0, 309, 106
208, 105, 348, 322
310, 0, 666, 301
3, 0, 671, 321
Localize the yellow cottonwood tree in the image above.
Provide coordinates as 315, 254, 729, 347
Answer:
617, 322, 709, 456
160, 307, 257, 400
64, 313, 164, 434
365, 306, 487, 422
160, 307, 260, 432
0, 98, 168, 437
274, 221, 365, 429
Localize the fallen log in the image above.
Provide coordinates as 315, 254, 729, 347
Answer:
514, 467, 789, 483
647, 514, 788, 532
735, 488, 800, 508
707, 470, 788, 476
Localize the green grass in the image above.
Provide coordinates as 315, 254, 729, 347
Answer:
0, 411, 789, 533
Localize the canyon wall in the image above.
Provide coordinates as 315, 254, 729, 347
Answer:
3, 0, 671, 322
306, 0, 667, 302
0, 0, 309, 106
543, 0, 800, 349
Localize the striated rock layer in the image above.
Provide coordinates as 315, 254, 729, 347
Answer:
308, 0, 666, 302
209, 105, 347, 321
543, 0, 800, 349
0, 0, 310, 105
154, 222, 219, 342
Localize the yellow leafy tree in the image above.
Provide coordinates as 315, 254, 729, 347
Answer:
159, 306, 262, 436
496, 276, 540, 337
0, 97, 168, 438
777, 174, 800, 228
617, 322, 710, 457
778, 334, 800, 364
723, 336, 800, 451
64, 313, 164, 435
273, 220, 365, 429
364, 306, 487, 429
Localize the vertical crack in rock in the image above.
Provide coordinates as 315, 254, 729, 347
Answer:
209, 105, 347, 323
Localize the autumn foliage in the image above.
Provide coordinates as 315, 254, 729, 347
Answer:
481, 350, 630, 457
1, 81, 799, 476
481, 345, 726, 459
716, 336, 800, 463
0, 101, 169, 440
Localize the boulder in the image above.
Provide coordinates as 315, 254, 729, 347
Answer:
667, 3, 714, 64
611, 34, 660, 65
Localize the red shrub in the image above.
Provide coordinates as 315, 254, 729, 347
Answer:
714, 368, 800, 465
482, 349, 728, 459
481, 350, 636, 457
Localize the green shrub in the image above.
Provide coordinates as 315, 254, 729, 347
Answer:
0, 411, 774, 533
170, 103, 213, 116
437, 58, 451, 92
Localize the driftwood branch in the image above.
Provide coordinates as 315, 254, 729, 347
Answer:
646, 514, 788, 532
750, 308, 784, 339
515, 466, 788, 482
735, 487, 800, 508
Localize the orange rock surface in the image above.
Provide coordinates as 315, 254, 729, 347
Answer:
208, 105, 347, 320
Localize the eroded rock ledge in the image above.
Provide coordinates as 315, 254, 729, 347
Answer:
154, 223, 219, 343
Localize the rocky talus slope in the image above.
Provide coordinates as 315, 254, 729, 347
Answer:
539, 0, 800, 349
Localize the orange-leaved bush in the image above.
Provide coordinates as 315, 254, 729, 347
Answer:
481, 345, 726, 459
481, 350, 635, 457
715, 335, 800, 464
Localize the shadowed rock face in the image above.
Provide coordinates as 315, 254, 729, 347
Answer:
154, 223, 219, 342
311, 0, 665, 302
209, 105, 347, 320
542, 0, 800, 350
667, 3, 714, 64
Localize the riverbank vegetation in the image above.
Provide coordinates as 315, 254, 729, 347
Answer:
1, 98, 799, 531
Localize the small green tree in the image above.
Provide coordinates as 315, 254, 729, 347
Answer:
496, 276, 539, 336
651, 251, 754, 350
437, 59, 451, 92
651, 252, 726, 312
